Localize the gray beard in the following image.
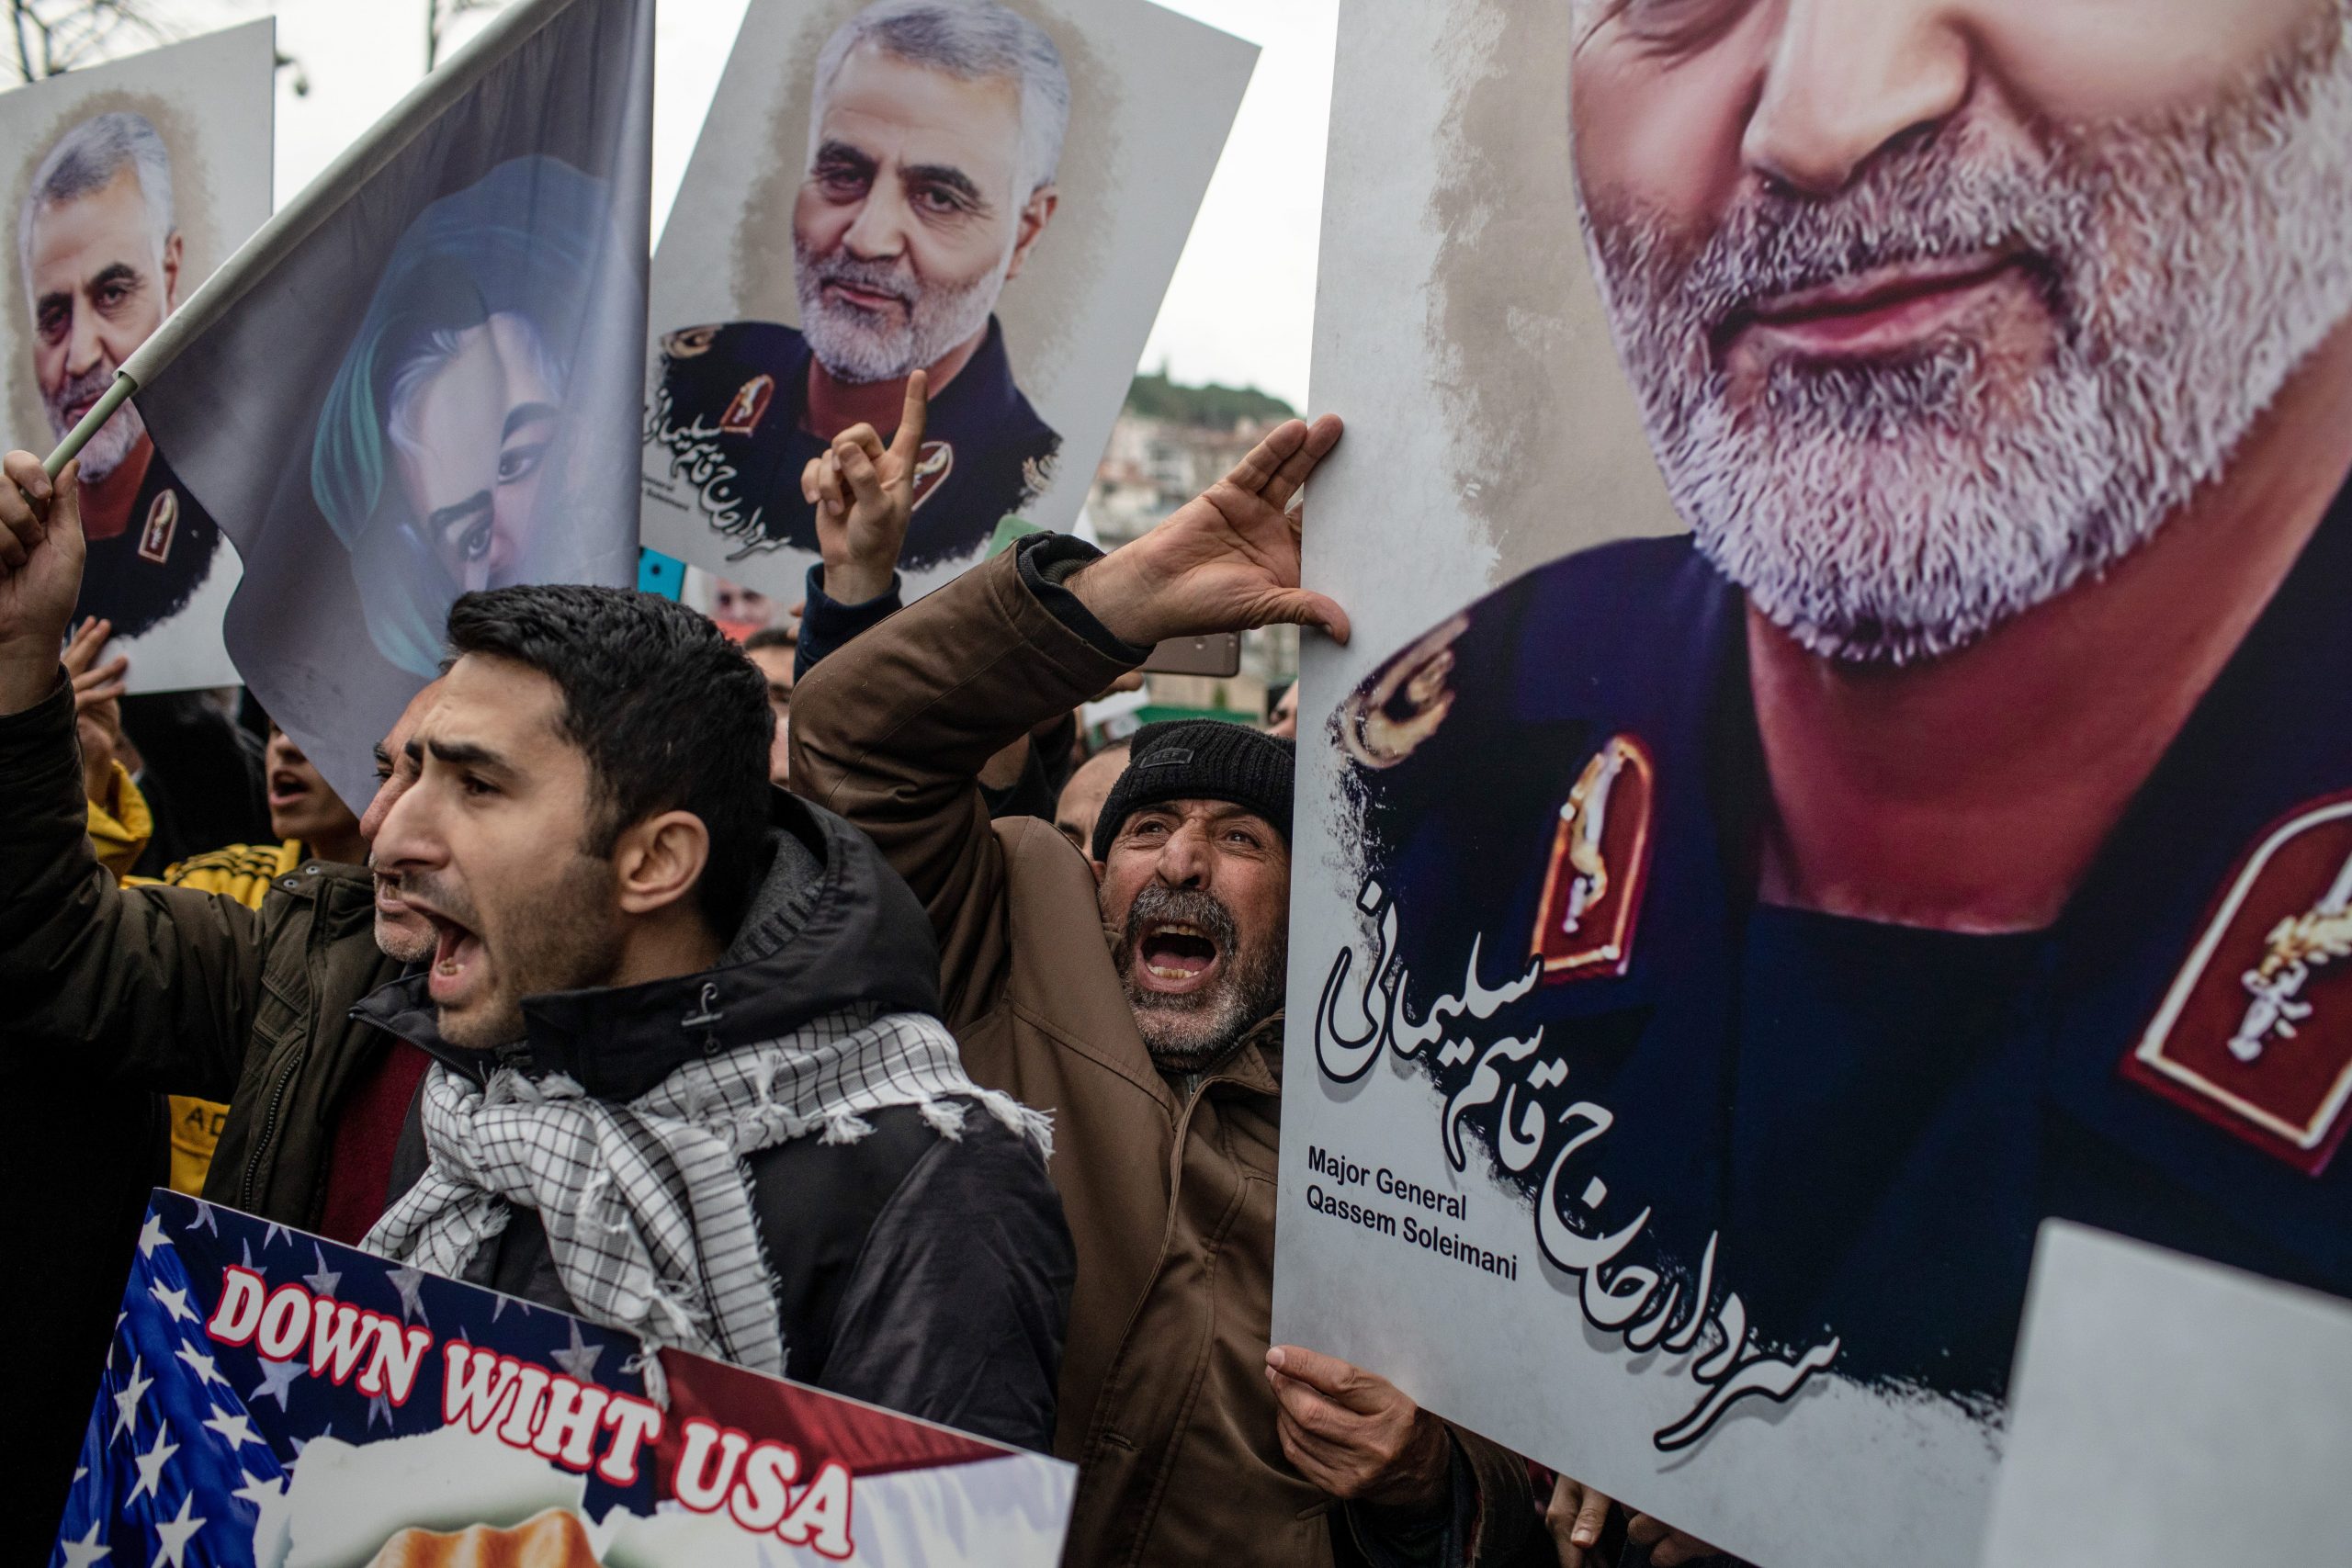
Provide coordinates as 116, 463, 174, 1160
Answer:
1585, 3, 2352, 665
1111, 884, 1287, 1075
45, 359, 146, 484
794, 236, 1009, 386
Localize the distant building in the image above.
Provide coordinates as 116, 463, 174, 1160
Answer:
1084, 372, 1302, 718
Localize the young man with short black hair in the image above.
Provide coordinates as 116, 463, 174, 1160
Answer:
0, 451, 1070, 1459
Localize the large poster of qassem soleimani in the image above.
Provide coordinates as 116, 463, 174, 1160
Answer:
1274, 3, 2352, 1564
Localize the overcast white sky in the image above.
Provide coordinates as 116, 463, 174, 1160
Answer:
172, 0, 1336, 411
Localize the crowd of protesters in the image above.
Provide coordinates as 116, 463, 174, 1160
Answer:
0, 380, 1725, 1563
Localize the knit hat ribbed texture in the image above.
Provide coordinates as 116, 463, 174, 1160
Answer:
1090, 719, 1295, 862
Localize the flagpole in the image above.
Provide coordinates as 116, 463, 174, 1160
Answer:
39, 0, 582, 479
44, 373, 139, 478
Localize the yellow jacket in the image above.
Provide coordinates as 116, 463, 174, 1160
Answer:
83, 761, 153, 882
150, 840, 307, 1194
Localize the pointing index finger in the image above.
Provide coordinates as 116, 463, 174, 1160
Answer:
889, 368, 930, 465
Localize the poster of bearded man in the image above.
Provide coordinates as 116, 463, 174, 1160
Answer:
641, 0, 1255, 599
1276, 3, 2352, 1565
1, 23, 273, 692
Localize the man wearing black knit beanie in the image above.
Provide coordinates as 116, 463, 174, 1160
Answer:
789, 398, 1547, 1568
1088, 720, 1295, 1080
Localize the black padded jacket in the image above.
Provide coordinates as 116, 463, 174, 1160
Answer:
362, 792, 1074, 1453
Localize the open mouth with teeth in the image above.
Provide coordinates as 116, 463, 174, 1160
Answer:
419, 910, 488, 1003
1135, 920, 1223, 997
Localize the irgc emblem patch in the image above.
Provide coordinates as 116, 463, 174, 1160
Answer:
2128, 792, 2352, 1175
719, 373, 775, 437
910, 440, 955, 512
1531, 735, 1656, 983
138, 488, 178, 564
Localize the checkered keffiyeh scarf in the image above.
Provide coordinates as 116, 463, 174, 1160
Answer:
361, 1005, 1052, 1378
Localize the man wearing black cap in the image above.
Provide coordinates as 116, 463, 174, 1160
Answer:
790, 413, 1545, 1568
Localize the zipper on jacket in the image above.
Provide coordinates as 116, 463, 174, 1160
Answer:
239, 1032, 305, 1210
241, 900, 340, 1211
1080, 1055, 1275, 1541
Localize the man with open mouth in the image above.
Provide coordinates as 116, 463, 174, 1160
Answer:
1331, 0, 2352, 1511
347, 581, 1069, 1450
790, 417, 1550, 1568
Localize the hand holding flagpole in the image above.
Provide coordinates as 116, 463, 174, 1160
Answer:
44, 378, 136, 479
0, 450, 86, 714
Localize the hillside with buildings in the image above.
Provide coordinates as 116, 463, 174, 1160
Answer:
1087, 373, 1303, 730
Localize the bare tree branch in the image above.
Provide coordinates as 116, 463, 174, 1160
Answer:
7, 0, 180, 83
6, 0, 299, 89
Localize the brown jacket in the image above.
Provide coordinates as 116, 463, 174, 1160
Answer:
790, 547, 1540, 1568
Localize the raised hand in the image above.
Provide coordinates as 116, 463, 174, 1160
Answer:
0, 449, 87, 716
1069, 415, 1347, 649
801, 370, 929, 606
63, 615, 130, 806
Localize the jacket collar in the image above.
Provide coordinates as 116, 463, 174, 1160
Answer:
1223, 1012, 1285, 1097
351, 790, 944, 1101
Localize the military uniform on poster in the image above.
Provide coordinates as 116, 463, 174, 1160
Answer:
648, 316, 1058, 572
1330, 494, 2352, 1422
76, 451, 224, 644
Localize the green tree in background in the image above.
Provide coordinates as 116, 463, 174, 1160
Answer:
1125, 368, 1298, 430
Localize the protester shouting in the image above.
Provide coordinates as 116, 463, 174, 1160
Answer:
790, 410, 1547, 1566
358, 581, 1069, 1444
0, 451, 1069, 1529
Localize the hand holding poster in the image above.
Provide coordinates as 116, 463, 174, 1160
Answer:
1278, 3, 2352, 1564
53, 1190, 1075, 1566
0, 22, 275, 693
640, 0, 1257, 599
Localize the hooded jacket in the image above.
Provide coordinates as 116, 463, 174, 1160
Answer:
364, 794, 1074, 1448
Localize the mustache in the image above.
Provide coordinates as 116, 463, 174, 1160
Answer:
810, 252, 920, 310
1596, 126, 2092, 342
1119, 885, 1240, 962
390, 869, 480, 933
44, 357, 117, 421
